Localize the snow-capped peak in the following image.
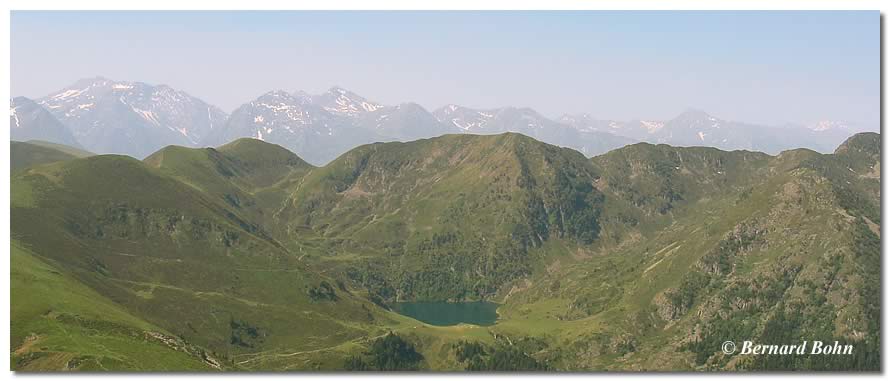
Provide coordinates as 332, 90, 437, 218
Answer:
640, 120, 665, 133
36, 77, 228, 151
315, 86, 383, 116
558, 113, 594, 124
259, 90, 295, 100
432, 104, 495, 132
808, 120, 850, 132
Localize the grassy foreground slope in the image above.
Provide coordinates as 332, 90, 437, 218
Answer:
10, 153, 403, 371
9, 133, 881, 371
11, 241, 214, 371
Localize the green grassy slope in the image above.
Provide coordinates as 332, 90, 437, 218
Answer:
23, 140, 94, 158
10, 132, 881, 371
10, 154, 398, 370
267, 133, 607, 302
11, 240, 214, 371
144, 138, 312, 191
143, 138, 314, 231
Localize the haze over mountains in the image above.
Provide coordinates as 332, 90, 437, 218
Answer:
558, 110, 869, 155
10, 77, 875, 165
32, 77, 227, 158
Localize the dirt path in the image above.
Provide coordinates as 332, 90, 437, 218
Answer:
234, 332, 390, 366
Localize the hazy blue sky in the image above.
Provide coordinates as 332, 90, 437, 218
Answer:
11, 11, 879, 127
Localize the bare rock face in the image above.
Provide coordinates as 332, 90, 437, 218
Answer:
37, 77, 227, 158
10, 96, 81, 148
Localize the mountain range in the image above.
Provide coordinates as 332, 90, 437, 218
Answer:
559, 109, 867, 155
10, 129, 880, 371
31, 77, 228, 158
11, 77, 874, 165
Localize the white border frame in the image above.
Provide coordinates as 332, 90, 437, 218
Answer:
2, 2, 886, 381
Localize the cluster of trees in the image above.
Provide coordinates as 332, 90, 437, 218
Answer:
345, 266, 394, 308
344, 333, 424, 371
307, 281, 338, 302
344, 335, 552, 372
514, 153, 606, 246
397, 231, 531, 301
742, 305, 879, 371
229, 319, 261, 348
545, 170, 605, 244
452, 340, 550, 371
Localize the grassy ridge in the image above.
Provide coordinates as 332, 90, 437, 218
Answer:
11, 141, 91, 173
9, 133, 881, 371
10, 148, 397, 369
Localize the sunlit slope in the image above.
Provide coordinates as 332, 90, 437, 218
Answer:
495, 133, 880, 370
269, 133, 607, 301
11, 241, 214, 371
10, 154, 396, 369
143, 138, 314, 228
11, 141, 92, 173
23, 140, 94, 158
10, 132, 881, 371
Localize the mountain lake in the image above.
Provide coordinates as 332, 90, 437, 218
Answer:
392, 301, 499, 326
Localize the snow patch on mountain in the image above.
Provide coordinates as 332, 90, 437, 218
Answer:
809, 120, 850, 132
433, 104, 494, 132
52, 88, 88, 101
10, 106, 20, 128
641, 120, 664, 133
132, 107, 160, 126
36, 77, 227, 157
316, 87, 384, 117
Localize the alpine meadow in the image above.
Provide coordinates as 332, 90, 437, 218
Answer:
8, 10, 881, 373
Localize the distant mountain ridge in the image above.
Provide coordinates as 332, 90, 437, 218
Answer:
432, 104, 635, 157
559, 109, 871, 155
202, 89, 387, 165
35, 77, 227, 158
11, 77, 875, 164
